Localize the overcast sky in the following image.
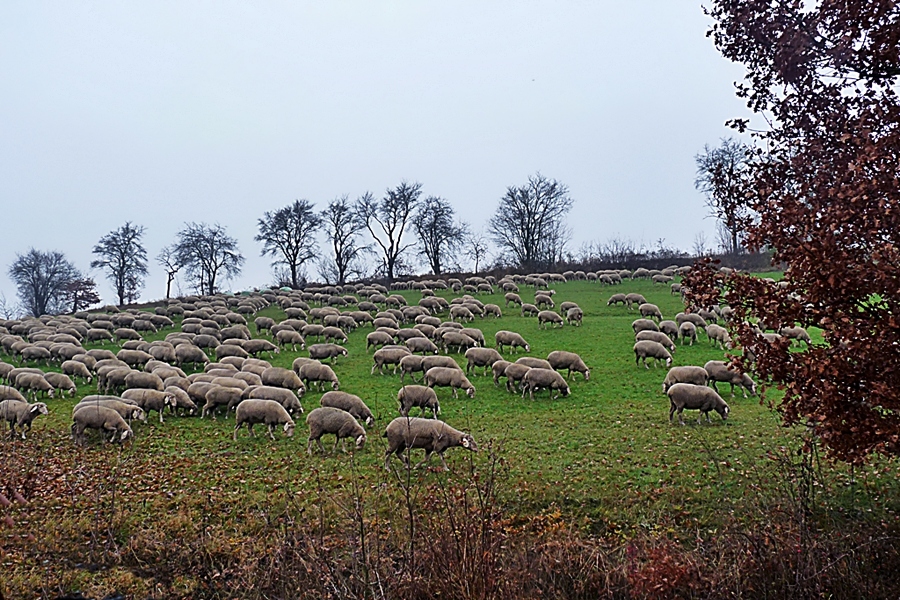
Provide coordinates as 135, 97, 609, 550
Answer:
0, 1, 750, 307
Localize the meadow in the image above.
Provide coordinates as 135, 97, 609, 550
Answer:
2, 276, 899, 598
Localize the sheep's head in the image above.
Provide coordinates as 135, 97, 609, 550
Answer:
32, 403, 49, 415
665, 357, 673, 367
365, 416, 374, 427
283, 422, 295, 437
460, 434, 478, 452
120, 428, 134, 442
465, 386, 475, 399
717, 404, 730, 420
355, 433, 366, 449
331, 381, 340, 391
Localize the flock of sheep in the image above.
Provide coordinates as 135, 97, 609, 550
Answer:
0, 265, 806, 470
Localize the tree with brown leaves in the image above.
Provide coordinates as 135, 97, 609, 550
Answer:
688, 1, 900, 462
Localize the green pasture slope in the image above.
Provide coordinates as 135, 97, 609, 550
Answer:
5, 276, 900, 537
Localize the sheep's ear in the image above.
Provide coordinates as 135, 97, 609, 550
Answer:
461, 437, 470, 448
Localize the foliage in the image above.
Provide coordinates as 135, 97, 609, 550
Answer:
90, 221, 148, 306
690, 1, 900, 462
411, 196, 468, 275
694, 138, 753, 254
62, 276, 101, 313
319, 195, 369, 284
488, 173, 573, 270
255, 199, 322, 289
356, 182, 422, 281
7, 248, 79, 316
172, 222, 245, 296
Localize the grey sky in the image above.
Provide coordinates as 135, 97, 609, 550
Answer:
0, 1, 749, 306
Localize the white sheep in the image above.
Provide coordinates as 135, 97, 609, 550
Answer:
638, 303, 663, 321
464, 347, 503, 375
424, 366, 476, 399
383, 417, 477, 471
633, 340, 673, 369
306, 406, 366, 454
320, 391, 375, 427
397, 385, 440, 418
233, 399, 296, 441
0, 399, 49, 440
703, 360, 757, 398
635, 330, 677, 353
538, 310, 564, 329
662, 366, 709, 392
521, 368, 570, 400
494, 330, 530, 353
546, 350, 590, 380
667, 383, 729, 425
71, 405, 134, 446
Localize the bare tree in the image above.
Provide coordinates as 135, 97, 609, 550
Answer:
488, 173, 573, 270
355, 182, 422, 281
8, 249, 79, 316
695, 138, 752, 255
411, 196, 467, 275
90, 221, 148, 306
465, 230, 491, 274
320, 195, 369, 285
63, 276, 101, 313
156, 244, 183, 300
255, 199, 321, 289
0, 293, 19, 319
692, 231, 709, 257
173, 223, 245, 296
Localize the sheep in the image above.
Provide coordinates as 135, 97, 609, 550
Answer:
676, 312, 708, 329
658, 320, 679, 341
534, 294, 555, 309
261, 367, 307, 395
538, 310, 564, 329
494, 330, 530, 354
322, 326, 348, 345
633, 340, 673, 369
372, 346, 412, 375
299, 362, 341, 391
515, 356, 552, 370
308, 343, 349, 363
73, 398, 147, 423
165, 386, 198, 416
242, 385, 304, 415
565, 307, 583, 326
491, 360, 512, 386
254, 316, 276, 334
117, 349, 154, 368
320, 391, 375, 427
520, 303, 539, 317
546, 350, 590, 381
210, 376, 249, 391
276, 329, 306, 351
406, 337, 440, 355
306, 406, 366, 454
449, 305, 475, 322
0, 400, 49, 439
667, 383, 729, 425
459, 327, 486, 347
399, 354, 425, 382
72, 405, 134, 446
233, 399, 296, 441
662, 366, 709, 393
201, 385, 243, 419
44, 372, 77, 397
243, 338, 280, 357
465, 347, 503, 375
484, 304, 502, 318
397, 385, 440, 418
15, 373, 55, 400
0, 385, 27, 402
501, 363, 531, 392
383, 417, 477, 471
366, 331, 394, 352
21, 346, 52, 364
635, 330, 677, 353
624, 293, 647, 308
216, 344, 250, 360
124, 370, 164, 391
704, 360, 757, 398
780, 326, 812, 346
175, 344, 209, 368
607, 293, 627, 306
121, 389, 176, 423
441, 331, 478, 354
705, 324, 732, 350
421, 355, 461, 373
639, 303, 663, 321
678, 321, 697, 346
632, 319, 659, 334
521, 367, 571, 400
424, 366, 476, 399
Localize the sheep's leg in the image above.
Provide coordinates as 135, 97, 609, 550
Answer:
414, 451, 433, 469
331, 436, 339, 454
678, 408, 686, 426
233, 423, 242, 440
267, 424, 276, 441
158, 409, 165, 424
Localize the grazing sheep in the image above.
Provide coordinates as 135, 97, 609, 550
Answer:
546, 351, 590, 381
366, 331, 394, 352
465, 347, 503, 375
667, 383, 729, 425
0, 400, 49, 439
261, 367, 307, 395
165, 386, 198, 416
308, 343, 349, 363
635, 330, 677, 353
372, 346, 412, 375
538, 310, 564, 329
187, 382, 216, 406
780, 326, 812, 346
121, 389, 176, 423
662, 366, 710, 393
243, 338, 280, 357
117, 349, 154, 368
233, 399, 296, 441
15, 373, 55, 400
703, 361, 757, 398
633, 340, 673, 369
534, 294, 554, 309
449, 305, 475, 323
441, 331, 478, 354
501, 363, 530, 392
494, 330, 530, 354
201, 386, 243, 419
607, 293, 627, 306
515, 356, 552, 370
625, 293, 647, 309
320, 391, 375, 427
632, 319, 659, 334
678, 322, 697, 346
705, 324, 732, 350
504, 293, 523, 307
383, 417, 477, 471
254, 316, 276, 334
521, 368, 570, 400
565, 307, 583, 326
399, 355, 425, 382
406, 337, 440, 355
676, 312, 708, 329
491, 360, 512, 386
216, 344, 250, 360
520, 303, 539, 317
0, 385, 27, 402
41, 372, 76, 397
71, 405, 134, 446
276, 329, 306, 351
306, 406, 366, 454
659, 320, 679, 341
210, 376, 249, 391
299, 362, 341, 391
484, 304, 502, 318
74, 398, 146, 423
397, 385, 440, 418
421, 355, 461, 374
424, 367, 475, 399
124, 371, 164, 391
242, 385, 304, 415
175, 344, 210, 368
639, 303, 663, 321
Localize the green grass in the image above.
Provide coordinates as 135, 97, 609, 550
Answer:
3, 275, 900, 594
